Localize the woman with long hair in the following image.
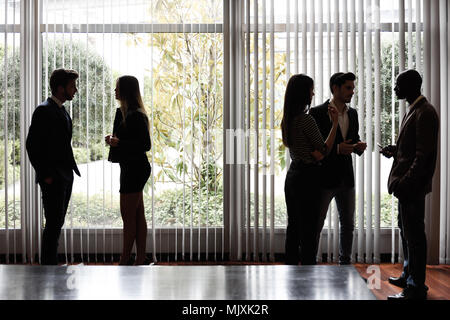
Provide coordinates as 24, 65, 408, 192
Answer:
106, 75, 151, 265
281, 74, 338, 265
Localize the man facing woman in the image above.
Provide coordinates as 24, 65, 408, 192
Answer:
106, 75, 152, 265
281, 74, 339, 265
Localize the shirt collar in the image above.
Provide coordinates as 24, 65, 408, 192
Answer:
329, 99, 349, 114
408, 95, 425, 111
50, 95, 63, 108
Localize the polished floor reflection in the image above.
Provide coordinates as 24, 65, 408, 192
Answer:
0, 265, 375, 300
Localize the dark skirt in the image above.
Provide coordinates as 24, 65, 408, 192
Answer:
119, 159, 151, 194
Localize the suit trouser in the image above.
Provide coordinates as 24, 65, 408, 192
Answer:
39, 176, 73, 265
284, 162, 321, 265
316, 185, 355, 263
398, 195, 427, 288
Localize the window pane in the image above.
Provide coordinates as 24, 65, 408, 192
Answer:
41, 1, 224, 230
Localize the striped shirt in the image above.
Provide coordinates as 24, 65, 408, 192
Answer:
288, 113, 328, 164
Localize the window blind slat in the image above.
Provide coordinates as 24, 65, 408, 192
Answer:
302, 0, 306, 74
269, 0, 275, 262
253, 0, 259, 262
285, 0, 290, 172
374, 0, 381, 264
399, 0, 406, 124
150, 0, 156, 263
365, 0, 373, 264
294, 0, 298, 74
415, 0, 421, 74
4, 0, 10, 264
262, 0, 267, 262
407, 0, 413, 69
357, 0, 365, 263
350, 0, 357, 263
343, 0, 348, 72
334, 0, 339, 73
245, 0, 250, 261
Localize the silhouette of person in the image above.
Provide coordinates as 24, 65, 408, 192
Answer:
309, 72, 367, 265
281, 74, 339, 265
106, 75, 152, 266
382, 69, 439, 300
26, 68, 81, 265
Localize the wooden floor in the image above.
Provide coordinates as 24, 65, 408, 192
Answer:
353, 263, 450, 300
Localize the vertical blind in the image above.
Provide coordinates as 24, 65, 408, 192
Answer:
233, 0, 444, 263
38, 0, 224, 264
3, 0, 226, 264
1, 0, 449, 265
0, 0, 20, 264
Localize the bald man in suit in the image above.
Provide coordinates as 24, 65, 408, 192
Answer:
381, 69, 439, 300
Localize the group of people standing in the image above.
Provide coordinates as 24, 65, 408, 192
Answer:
282, 69, 439, 300
282, 72, 365, 267
25, 67, 438, 300
26, 69, 151, 266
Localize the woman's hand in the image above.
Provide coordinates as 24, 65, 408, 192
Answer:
311, 150, 324, 161
105, 134, 119, 147
328, 104, 339, 124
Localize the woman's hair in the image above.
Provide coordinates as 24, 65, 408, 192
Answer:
116, 75, 147, 120
281, 74, 314, 148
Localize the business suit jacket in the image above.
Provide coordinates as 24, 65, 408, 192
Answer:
26, 98, 80, 183
309, 100, 363, 188
388, 97, 439, 200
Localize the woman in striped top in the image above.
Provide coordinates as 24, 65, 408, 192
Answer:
281, 74, 339, 265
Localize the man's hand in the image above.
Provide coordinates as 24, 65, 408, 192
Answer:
109, 136, 119, 147
338, 139, 356, 155
105, 134, 112, 145
380, 145, 396, 158
354, 141, 367, 153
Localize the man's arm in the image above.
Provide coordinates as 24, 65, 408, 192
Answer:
26, 107, 53, 180
351, 109, 366, 156
395, 108, 439, 196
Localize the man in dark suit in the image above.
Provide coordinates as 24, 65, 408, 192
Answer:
26, 69, 81, 265
309, 72, 367, 265
382, 69, 438, 300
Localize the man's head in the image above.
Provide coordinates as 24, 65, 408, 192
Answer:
394, 69, 422, 100
50, 69, 79, 102
329, 72, 356, 104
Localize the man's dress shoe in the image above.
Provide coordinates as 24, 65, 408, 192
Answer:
388, 276, 429, 290
387, 286, 427, 300
388, 276, 407, 288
